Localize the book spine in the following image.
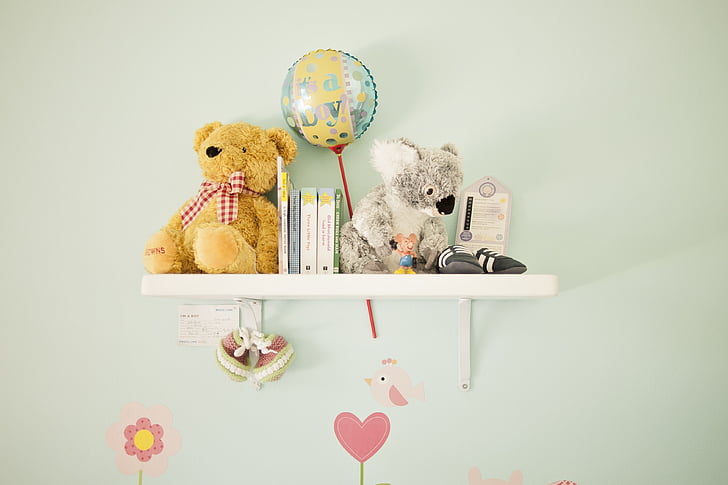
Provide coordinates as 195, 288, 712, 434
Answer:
300, 187, 317, 274
333, 189, 342, 273
278, 170, 289, 275
288, 188, 301, 274
317, 188, 335, 274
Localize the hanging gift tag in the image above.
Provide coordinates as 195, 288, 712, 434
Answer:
455, 176, 512, 255
177, 305, 240, 346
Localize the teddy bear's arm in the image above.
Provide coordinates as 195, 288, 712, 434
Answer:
252, 198, 280, 274
418, 217, 449, 270
167, 203, 187, 231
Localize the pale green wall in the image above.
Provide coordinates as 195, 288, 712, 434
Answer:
1, 1, 726, 484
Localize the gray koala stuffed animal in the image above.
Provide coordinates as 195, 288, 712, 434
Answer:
340, 138, 464, 273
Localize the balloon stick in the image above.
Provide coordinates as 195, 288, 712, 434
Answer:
328, 145, 354, 218
328, 145, 377, 339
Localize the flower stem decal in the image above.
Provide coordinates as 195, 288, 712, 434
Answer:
106, 403, 181, 483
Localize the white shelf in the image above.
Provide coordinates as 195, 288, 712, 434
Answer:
141, 273, 558, 392
141, 273, 558, 300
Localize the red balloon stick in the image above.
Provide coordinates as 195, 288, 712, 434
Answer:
329, 145, 377, 339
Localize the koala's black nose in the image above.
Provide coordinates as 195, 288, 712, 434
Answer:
436, 195, 456, 215
206, 146, 222, 158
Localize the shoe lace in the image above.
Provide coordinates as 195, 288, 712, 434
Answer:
233, 328, 279, 357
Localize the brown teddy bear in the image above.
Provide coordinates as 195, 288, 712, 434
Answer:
143, 121, 297, 274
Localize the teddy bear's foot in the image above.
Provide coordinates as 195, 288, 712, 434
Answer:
194, 224, 256, 273
143, 230, 179, 274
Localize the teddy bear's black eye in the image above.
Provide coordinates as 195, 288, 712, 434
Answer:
423, 184, 436, 196
206, 146, 222, 158
241, 147, 247, 153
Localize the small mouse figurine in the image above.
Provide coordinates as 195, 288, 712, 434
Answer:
391, 233, 417, 274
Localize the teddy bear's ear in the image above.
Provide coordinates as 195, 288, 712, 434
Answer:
440, 143, 460, 157
193, 121, 223, 152
370, 138, 419, 183
267, 128, 298, 165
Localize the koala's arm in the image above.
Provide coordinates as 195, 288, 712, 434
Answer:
418, 218, 449, 270
252, 198, 280, 274
351, 185, 395, 256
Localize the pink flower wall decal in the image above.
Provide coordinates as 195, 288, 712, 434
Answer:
124, 417, 165, 462
106, 402, 181, 482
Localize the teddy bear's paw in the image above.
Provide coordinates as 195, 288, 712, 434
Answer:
194, 224, 256, 273
143, 230, 179, 274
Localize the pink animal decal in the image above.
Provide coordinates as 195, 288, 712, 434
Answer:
468, 468, 580, 485
468, 467, 523, 485
365, 358, 425, 407
334, 412, 390, 463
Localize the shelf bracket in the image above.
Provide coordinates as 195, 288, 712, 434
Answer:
457, 298, 471, 392
233, 297, 262, 332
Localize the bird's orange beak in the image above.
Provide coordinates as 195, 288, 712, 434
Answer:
364, 378, 372, 386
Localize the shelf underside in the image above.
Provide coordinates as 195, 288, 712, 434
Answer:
141, 273, 558, 300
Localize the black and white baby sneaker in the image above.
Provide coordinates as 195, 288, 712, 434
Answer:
436, 245, 484, 274
474, 247, 527, 274
437, 245, 527, 274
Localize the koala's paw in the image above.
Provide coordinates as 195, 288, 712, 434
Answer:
419, 246, 439, 270
363, 260, 389, 274
374, 243, 393, 260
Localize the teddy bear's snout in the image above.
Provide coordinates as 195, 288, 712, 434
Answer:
206, 146, 222, 158
436, 194, 456, 215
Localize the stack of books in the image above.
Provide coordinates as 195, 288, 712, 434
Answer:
278, 160, 343, 274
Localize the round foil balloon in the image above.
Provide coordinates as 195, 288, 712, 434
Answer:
281, 49, 377, 148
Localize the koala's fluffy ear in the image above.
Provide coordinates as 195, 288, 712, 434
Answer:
370, 138, 419, 183
267, 128, 298, 165
440, 143, 460, 157
193, 121, 222, 152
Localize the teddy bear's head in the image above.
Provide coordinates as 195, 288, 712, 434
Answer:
370, 138, 463, 218
192, 121, 297, 193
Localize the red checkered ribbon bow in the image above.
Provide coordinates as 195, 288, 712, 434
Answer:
180, 171, 259, 230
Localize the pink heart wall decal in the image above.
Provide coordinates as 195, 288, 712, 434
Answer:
334, 412, 390, 463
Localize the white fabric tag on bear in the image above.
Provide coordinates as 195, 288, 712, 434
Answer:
454, 176, 512, 255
